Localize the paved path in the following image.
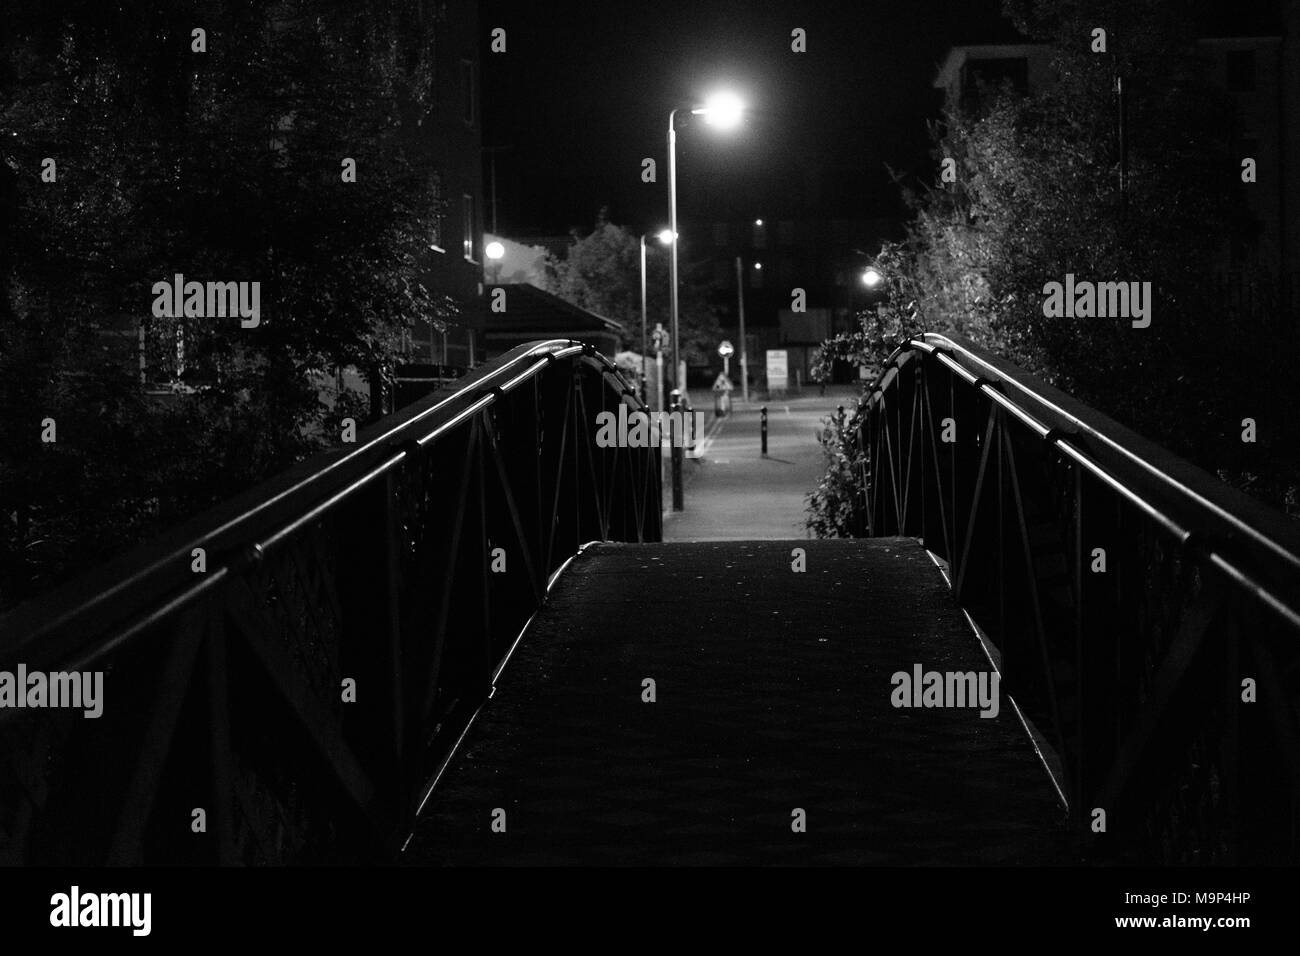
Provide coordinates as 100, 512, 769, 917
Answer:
665, 390, 855, 541
403, 539, 1070, 866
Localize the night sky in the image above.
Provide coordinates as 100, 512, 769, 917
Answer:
479, 0, 1015, 236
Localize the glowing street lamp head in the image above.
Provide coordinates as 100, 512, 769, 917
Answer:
485, 241, 505, 260
694, 91, 744, 130
656, 229, 676, 245
862, 268, 882, 288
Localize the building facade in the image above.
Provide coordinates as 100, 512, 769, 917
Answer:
403, 0, 486, 372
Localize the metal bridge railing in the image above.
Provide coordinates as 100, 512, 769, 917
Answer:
0, 340, 661, 864
865, 332, 1300, 864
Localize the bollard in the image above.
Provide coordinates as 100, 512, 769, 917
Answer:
670, 389, 684, 511
760, 405, 768, 457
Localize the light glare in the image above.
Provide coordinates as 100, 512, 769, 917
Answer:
697, 91, 744, 129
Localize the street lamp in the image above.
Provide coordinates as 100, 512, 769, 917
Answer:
666, 90, 745, 512
640, 228, 674, 409
667, 91, 745, 395
861, 267, 882, 288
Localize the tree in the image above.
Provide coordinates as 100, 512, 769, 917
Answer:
808, 0, 1300, 535
542, 215, 724, 367
0, 1, 457, 609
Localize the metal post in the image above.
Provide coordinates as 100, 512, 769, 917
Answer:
667, 110, 681, 395
760, 404, 768, 457
640, 235, 648, 405
655, 347, 664, 413
735, 255, 749, 402
670, 389, 684, 511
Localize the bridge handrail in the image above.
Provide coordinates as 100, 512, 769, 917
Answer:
882, 332, 1300, 626
0, 338, 661, 864
0, 340, 632, 663
867, 331, 1300, 864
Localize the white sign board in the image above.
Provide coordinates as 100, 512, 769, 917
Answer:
766, 350, 788, 391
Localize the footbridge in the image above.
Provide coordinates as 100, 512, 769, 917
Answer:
2, 335, 1297, 866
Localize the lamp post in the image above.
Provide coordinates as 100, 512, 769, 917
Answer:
666, 91, 744, 395
735, 254, 749, 402
640, 234, 648, 406
640, 229, 674, 409
666, 91, 743, 511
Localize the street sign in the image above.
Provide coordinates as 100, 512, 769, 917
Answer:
651, 323, 665, 352
717, 340, 734, 358
766, 349, 788, 391
713, 373, 734, 392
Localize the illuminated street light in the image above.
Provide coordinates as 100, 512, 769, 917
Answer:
486, 240, 505, 283
656, 229, 676, 245
862, 268, 882, 288
693, 91, 745, 130
666, 89, 745, 511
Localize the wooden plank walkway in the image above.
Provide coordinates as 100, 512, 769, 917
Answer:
403, 538, 1070, 865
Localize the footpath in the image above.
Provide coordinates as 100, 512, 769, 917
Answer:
664, 387, 858, 540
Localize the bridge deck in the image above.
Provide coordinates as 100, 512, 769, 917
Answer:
404, 539, 1070, 865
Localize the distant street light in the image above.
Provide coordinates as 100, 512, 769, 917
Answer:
640, 228, 674, 408
667, 90, 745, 512
486, 241, 505, 284
862, 267, 882, 288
